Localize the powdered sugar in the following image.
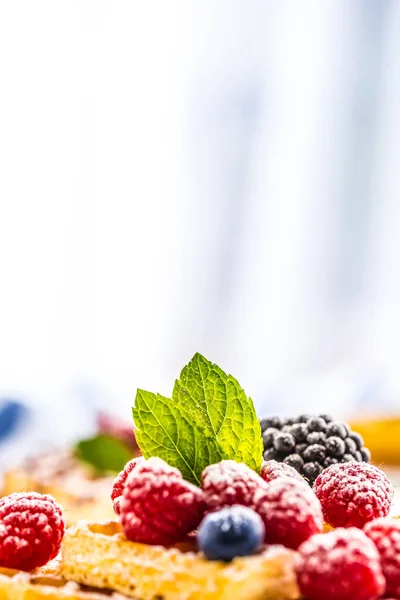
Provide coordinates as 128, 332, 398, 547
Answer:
202, 460, 267, 512
365, 517, 400, 597
254, 477, 323, 549
314, 462, 393, 528
295, 528, 385, 600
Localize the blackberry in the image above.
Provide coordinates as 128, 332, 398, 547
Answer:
290, 423, 308, 442
283, 453, 304, 471
360, 447, 371, 462
344, 437, 357, 455
260, 417, 282, 430
307, 431, 326, 445
303, 444, 326, 463
296, 443, 308, 456
326, 436, 345, 457
273, 432, 295, 454
306, 417, 326, 433
262, 427, 279, 446
325, 422, 347, 439
349, 432, 363, 449
303, 461, 323, 482
260, 414, 371, 486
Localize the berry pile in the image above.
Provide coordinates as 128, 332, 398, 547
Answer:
260, 414, 371, 484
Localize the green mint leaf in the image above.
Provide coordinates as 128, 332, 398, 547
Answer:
133, 390, 222, 485
173, 353, 263, 472
74, 434, 132, 475
132, 353, 263, 484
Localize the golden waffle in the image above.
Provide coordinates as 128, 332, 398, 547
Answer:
0, 562, 129, 600
1, 451, 115, 526
60, 521, 300, 600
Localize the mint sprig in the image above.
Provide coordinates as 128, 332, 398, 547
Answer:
133, 353, 263, 485
74, 434, 133, 475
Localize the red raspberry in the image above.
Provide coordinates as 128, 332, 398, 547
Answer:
295, 528, 385, 600
120, 457, 205, 546
111, 456, 144, 515
254, 478, 323, 549
364, 518, 400, 598
0, 492, 65, 571
202, 460, 267, 512
260, 460, 306, 485
314, 462, 393, 528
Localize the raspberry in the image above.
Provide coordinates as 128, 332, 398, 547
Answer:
364, 518, 400, 598
260, 460, 305, 485
254, 478, 323, 549
295, 528, 385, 600
313, 462, 393, 528
111, 456, 144, 515
120, 457, 205, 546
0, 492, 65, 571
202, 461, 267, 512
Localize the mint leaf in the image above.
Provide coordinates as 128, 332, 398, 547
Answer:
174, 353, 263, 472
132, 353, 263, 484
74, 434, 132, 475
133, 390, 222, 485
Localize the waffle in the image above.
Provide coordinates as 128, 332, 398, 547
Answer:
60, 521, 300, 600
0, 561, 130, 600
1, 451, 115, 525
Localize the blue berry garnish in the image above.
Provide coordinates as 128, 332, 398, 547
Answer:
198, 506, 264, 562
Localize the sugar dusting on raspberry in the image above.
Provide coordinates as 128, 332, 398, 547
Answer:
364, 517, 400, 598
202, 460, 267, 512
111, 456, 144, 515
120, 457, 205, 546
254, 477, 323, 549
260, 460, 306, 484
313, 462, 393, 528
0, 492, 65, 571
295, 528, 385, 600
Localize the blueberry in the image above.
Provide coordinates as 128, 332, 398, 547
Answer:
290, 423, 308, 442
283, 453, 304, 471
198, 506, 264, 562
273, 432, 295, 454
344, 437, 357, 455
260, 417, 282, 431
303, 444, 326, 463
354, 450, 363, 462
0, 399, 28, 441
360, 447, 371, 462
306, 431, 326, 445
349, 432, 364, 449
326, 436, 346, 457
325, 422, 347, 439
282, 417, 295, 426
262, 427, 279, 447
302, 461, 323, 482
306, 417, 327, 433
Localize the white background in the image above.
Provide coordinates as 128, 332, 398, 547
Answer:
1, 1, 400, 450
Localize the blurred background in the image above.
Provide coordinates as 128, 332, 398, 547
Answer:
1, 0, 400, 465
